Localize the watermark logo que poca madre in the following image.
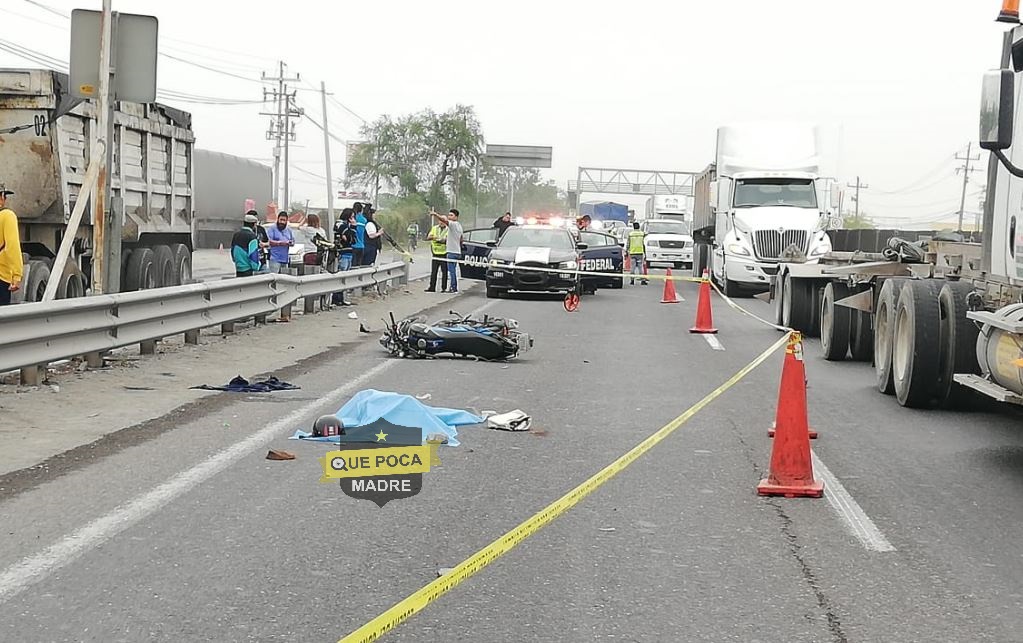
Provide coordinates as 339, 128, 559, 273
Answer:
318, 418, 442, 507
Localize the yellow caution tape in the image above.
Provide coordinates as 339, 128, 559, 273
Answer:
337, 331, 793, 643
435, 256, 707, 282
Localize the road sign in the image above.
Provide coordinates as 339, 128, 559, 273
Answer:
485, 144, 552, 168
70, 9, 158, 102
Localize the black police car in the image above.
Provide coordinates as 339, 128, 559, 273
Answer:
460, 225, 588, 298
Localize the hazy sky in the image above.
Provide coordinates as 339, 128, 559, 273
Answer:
1, 0, 1010, 225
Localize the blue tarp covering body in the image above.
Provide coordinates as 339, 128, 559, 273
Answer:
579, 201, 629, 224
289, 389, 483, 447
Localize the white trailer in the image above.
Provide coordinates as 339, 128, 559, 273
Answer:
0, 68, 195, 301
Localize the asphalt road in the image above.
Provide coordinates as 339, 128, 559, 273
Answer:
2, 275, 1023, 642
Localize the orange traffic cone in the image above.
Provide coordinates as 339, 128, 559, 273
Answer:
661, 268, 682, 303
757, 332, 824, 498
688, 269, 718, 334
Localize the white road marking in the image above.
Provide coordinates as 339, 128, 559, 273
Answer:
703, 335, 725, 351
0, 299, 498, 604
811, 451, 896, 553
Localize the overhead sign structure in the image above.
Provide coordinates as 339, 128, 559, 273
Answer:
70, 9, 158, 102
484, 144, 553, 169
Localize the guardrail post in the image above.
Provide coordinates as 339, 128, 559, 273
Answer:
85, 351, 104, 368
281, 303, 293, 320
222, 321, 236, 335
401, 260, 411, 285
304, 295, 316, 314
185, 329, 200, 345
20, 365, 42, 386
140, 340, 157, 355
254, 314, 267, 325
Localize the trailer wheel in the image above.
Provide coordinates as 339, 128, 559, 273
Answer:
820, 282, 851, 361
152, 245, 176, 288
124, 247, 156, 291
782, 274, 814, 333
23, 261, 51, 303
806, 281, 823, 338
56, 268, 86, 300
849, 309, 873, 362
171, 243, 191, 285
120, 248, 133, 291
874, 278, 906, 395
937, 281, 982, 408
773, 270, 786, 327
893, 279, 944, 408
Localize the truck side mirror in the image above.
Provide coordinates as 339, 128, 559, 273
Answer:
980, 69, 1014, 151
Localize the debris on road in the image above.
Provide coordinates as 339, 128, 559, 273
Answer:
191, 375, 300, 393
266, 449, 295, 461
289, 389, 484, 446
487, 410, 531, 432
359, 323, 371, 334
436, 567, 455, 577
348, 312, 359, 320
416, 393, 432, 400
597, 527, 616, 533
122, 386, 154, 391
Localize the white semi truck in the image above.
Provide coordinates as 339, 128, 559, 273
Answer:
644, 195, 690, 222
0, 68, 197, 301
691, 123, 839, 296
770, 5, 1023, 410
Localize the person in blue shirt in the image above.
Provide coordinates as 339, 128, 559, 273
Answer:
352, 202, 367, 267
231, 213, 262, 277
265, 211, 295, 273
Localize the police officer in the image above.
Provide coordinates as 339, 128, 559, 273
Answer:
425, 214, 449, 293
627, 222, 647, 285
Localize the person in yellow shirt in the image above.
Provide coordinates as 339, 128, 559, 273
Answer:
0, 185, 23, 306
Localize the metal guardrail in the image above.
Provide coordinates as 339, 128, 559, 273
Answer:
0, 261, 409, 379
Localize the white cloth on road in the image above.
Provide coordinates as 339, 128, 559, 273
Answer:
487, 409, 531, 432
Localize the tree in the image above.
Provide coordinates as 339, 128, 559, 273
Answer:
346, 106, 483, 204
841, 211, 875, 229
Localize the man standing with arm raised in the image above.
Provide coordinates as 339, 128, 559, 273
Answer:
431, 208, 462, 294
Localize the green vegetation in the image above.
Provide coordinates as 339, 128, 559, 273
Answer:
347, 105, 566, 230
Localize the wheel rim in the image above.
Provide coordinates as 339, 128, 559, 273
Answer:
893, 305, 911, 385
821, 290, 833, 350
782, 276, 792, 326
877, 300, 891, 365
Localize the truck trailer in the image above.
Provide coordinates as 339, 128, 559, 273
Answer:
770, 6, 1023, 410
0, 68, 195, 302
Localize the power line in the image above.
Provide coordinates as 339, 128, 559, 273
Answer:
22, 0, 67, 18
158, 53, 268, 85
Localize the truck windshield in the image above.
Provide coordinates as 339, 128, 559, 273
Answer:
733, 179, 818, 208
498, 227, 575, 250
645, 221, 691, 235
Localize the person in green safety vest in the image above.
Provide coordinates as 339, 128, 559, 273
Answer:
425, 220, 448, 292
627, 222, 648, 285
406, 221, 420, 251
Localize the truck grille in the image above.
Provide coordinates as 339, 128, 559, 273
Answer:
753, 230, 808, 260
658, 239, 689, 249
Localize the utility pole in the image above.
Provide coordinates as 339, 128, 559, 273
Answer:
846, 176, 869, 220
262, 61, 299, 210
319, 81, 335, 231
955, 142, 982, 235
92, 0, 114, 294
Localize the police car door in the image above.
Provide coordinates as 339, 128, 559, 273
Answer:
460, 228, 499, 280
578, 231, 623, 285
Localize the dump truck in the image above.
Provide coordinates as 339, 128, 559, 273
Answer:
770, 3, 1023, 410
0, 68, 196, 302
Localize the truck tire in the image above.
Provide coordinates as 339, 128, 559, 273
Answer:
773, 270, 786, 327
820, 282, 851, 361
171, 243, 192, 285
874, 278, 905, 395
849, 309, 873, 362
937, 281, 982, 408
124, 247, 156, 291
693, 244, 709, 278
56, 268, 85, 300
892, 279, 944, 408
782, 273, 814, 333
120, 248, 133, 291
723, 277, 742, 298
806, 281, 823, 338
152, 245, 176, 288
23, 261, 51, 303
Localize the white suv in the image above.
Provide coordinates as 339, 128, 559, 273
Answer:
641, 219, 694, 270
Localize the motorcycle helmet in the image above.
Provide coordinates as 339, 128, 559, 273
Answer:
312, 414, 344, 437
